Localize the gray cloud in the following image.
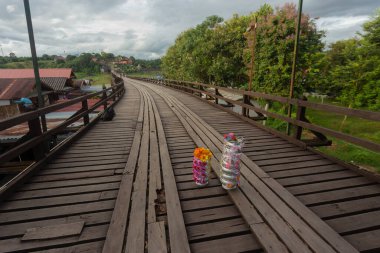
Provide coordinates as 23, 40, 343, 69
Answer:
0, 0, 378, 59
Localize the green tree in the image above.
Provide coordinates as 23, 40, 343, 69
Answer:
162, 3, 325, 92
323, 9, 380, 110
69, 53, 100, 75
245, 3, 325, 95
162, 16, 224, 82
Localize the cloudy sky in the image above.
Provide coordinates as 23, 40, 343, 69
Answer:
0, 0, 378, 59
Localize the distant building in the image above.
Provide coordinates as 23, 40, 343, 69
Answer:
114, 57, 133, 65
0, 78, 54, 120
54, 56, 66, 62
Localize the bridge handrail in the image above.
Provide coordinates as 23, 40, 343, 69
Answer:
135, 77, 380, 153
165, 79, 380, 122
0, 81, 125, 164
0, 83, 122, 131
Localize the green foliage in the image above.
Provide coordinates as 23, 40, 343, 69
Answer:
162, 4, 379, 110
320, 9, 380, 110
118, 58, 161, 74
246, 3, 325, 96
163, 14, 250, 85
162, 3, 325, 93
0, 53, 103, 75
69, 53, 100, 75
309, 105, 380, 171
128, 70, 162, 78
75, 72, 111, 86
262, 97, 380, 171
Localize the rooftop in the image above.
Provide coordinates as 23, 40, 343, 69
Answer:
0, 68, 75, 79
0, 78, 50, 100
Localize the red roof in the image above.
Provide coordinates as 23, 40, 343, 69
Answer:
0, 78, 52, 100
0, 68, 74, 79
0, 78, 36, 100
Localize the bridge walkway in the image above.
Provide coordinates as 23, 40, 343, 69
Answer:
146, 79, 380, 252
0, 78, 379, 253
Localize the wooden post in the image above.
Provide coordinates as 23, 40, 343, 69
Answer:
82, 99, 90, 125
242, 94, 249, 117
113, 86, 117, 102
286, 0, 303, 135
294, 96, 307, 140
215, 88, 219, 104
245, 19, 257, 119
27, 117, 44, 160
102, 85, 107, 111
24, 0, 47, 133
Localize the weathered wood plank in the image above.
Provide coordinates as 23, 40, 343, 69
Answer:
138, 83, 191, 253
190, 234, 261, 253
102, 85, 144, 253
139, 79, 358, 253
124, 88, 150, 253
0, 190, 117, 211
22, 221, 84, 241
0, 211, 112, 239
138, 81, 286, 252
147, 89, 161, 224
148, 222, 167, 253
0, 224, 108, 253
187, 218, 250, 242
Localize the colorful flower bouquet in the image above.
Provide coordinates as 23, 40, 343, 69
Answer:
193, 147, 212, 186
220, 133, 244, 190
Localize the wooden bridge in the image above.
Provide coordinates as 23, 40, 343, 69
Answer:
0, 76, 379, 253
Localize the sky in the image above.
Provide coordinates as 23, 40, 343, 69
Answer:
0, 0, 379, 59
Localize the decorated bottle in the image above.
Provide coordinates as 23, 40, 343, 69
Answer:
220, 133, 244, 190
193, 147, 212, 186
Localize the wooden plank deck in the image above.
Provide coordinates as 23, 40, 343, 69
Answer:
0, 84, 140, 253
130, 78, 379, 253
0, 77, 379, 252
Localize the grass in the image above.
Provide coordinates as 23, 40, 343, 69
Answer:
127, 71, 162, 78
75, 72, 112, 86
263, 98, 380, 172
307, 108, 380, 172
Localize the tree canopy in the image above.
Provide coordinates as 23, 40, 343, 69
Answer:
162, 4, 380, 110
322, 9, 380, 110
162, 3, 324, 96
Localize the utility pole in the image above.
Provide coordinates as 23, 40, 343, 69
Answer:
23, 0, 47, 132
286, 0, 303, 135
248, 18, 257, 92
243, 18, 257, 117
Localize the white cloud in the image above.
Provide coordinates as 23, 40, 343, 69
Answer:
316, 15, 370, 44
6, 5, 16, 13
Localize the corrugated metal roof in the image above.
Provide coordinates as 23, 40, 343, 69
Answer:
0, 68, 74, 79
0, 135, 23, 143
0, 78, 36, 100
41, 77, 67, 91
0, 78, 51, 100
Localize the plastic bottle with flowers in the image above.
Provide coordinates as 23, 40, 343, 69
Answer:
192, 147, 212, 186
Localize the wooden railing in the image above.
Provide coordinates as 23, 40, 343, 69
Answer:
133, 77, 380, 154
0, 80, 125, 199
